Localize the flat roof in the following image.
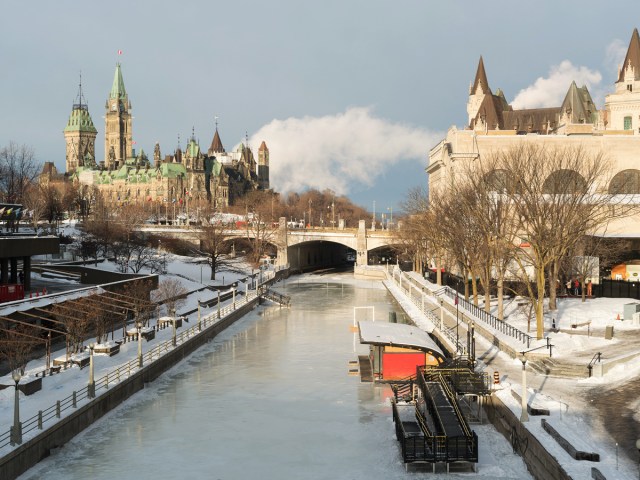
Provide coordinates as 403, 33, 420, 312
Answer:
358, 321, 445, 359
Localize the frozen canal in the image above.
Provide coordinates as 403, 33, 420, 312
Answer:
20, 275, 531, 479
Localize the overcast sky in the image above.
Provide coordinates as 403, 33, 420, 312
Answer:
3, 1, 640, 211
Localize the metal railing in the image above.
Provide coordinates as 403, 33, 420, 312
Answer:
0, 282, 267, 451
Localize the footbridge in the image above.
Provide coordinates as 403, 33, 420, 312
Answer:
137, 218, 399, 271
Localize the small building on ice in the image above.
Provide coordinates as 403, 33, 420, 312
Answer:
358, 321, 446, 381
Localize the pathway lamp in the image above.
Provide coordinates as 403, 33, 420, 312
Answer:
137, 320, 143, 369
11, 369, 22, 445
88, 342, 95, 399
636, 439, 640, 480
455, 280, 460, 352
232, 284, 236, 309
172, 316, 177, 347
520, 353, 529, 422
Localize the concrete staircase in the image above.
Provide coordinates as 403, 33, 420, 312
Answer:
528, 357, 588, 378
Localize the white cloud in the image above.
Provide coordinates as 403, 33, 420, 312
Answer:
511, 60, 602, 109
248, 107, 441, 195
605, 38, 627, 75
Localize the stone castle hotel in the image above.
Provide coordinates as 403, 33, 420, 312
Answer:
58, 63, 270, 210
428, 28, 640, 238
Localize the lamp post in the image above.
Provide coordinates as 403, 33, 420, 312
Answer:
636, 439, 640, 480
455, 282, 460, 353
520, 354, 529, 422
137, 321, 143, 368
172, 315, 177, 347
88, 342, 95, 398
11, 369, 22, 445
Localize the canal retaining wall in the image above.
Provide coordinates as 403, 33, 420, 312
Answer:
484, 395, 573, 480
0, 299, 258, 480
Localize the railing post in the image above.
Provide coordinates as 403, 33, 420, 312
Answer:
72, 391, 77, 408
106, 372, 109, 389
218, 291, 221, 319
38, 411, 43, 430
56, 401, 61, 418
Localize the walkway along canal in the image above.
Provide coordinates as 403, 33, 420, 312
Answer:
17, 274, 531, 479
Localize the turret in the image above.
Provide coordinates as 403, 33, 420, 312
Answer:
64, 75, 97, 173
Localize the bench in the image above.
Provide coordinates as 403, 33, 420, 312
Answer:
541, 419, 599, 461
94, 343, 121, 357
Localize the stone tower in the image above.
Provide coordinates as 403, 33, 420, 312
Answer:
258, 141, 269, 190
467, 56, 491, 126
64, 77, 97, 173
104, 63, 132, 169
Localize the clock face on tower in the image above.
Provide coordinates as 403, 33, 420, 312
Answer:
111, 103, 117, 111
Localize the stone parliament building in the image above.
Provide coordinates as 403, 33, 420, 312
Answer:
56, 63, 270, 211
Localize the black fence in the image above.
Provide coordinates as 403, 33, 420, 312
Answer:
427, 270, 640, 301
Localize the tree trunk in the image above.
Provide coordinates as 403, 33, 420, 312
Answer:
548, 260, 559, 311
497, 274, 504, 320
535, 266, 546, 340
471, 275, 479, 307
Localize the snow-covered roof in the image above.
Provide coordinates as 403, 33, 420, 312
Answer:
358, 320, 445, 359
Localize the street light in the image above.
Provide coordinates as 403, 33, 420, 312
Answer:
11, 369, 22, 445
636, 439, 640, 480
88, 342, 95, 398
137, 320, 143, 368
455, 281, 460, 352
520, 353, 529, 422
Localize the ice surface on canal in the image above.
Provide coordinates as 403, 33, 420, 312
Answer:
19, 276, 531, 479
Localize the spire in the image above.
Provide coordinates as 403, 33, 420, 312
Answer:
74, 72, 88, 111
471, 56, 491, 95
618, 28, 640, 82
209, 126, 225, 154
109, 63, 127, 100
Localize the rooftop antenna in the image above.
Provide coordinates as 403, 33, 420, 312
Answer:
215, 116, 219, 130
192, 125, 195, 140
177, 133, 181, 149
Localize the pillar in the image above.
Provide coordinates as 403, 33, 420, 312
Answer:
276, 217, 288, 267
10, 258, 18, 284
23, 256, 31, 291
356, 220, 368, 266
0, 258, 7, 284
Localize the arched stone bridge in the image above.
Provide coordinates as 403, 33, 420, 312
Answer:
137, 218, 400, 270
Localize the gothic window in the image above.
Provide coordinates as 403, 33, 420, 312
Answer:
609, 169, 640, 194
542, 170, 586, 194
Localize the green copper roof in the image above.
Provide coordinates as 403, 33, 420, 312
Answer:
160, 162, 187, 178
64, 107, 97, 133
110, 63, 127, 100
187, 140, 200, 158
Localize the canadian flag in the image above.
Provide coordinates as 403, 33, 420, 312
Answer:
118, 49, 123, 55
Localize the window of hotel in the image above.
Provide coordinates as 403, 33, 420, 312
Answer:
624, 116, 632, 130
609, 169, 640, 194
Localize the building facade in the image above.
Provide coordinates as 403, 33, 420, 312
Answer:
427, 28, 640, 237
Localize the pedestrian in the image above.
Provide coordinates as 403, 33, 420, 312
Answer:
573, 278, 580, 296
18, 271, 24, 284
566, 279, 572, 295
586, 279, 592, 297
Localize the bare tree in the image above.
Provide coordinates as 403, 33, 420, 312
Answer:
195, 212, 239, 280
153, 279, 188, 317
240, 191, 278, 265
22, 183, 47, 235
0, 323, 40, 374
0, 142, 39, 203
493, 144, 633, 339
